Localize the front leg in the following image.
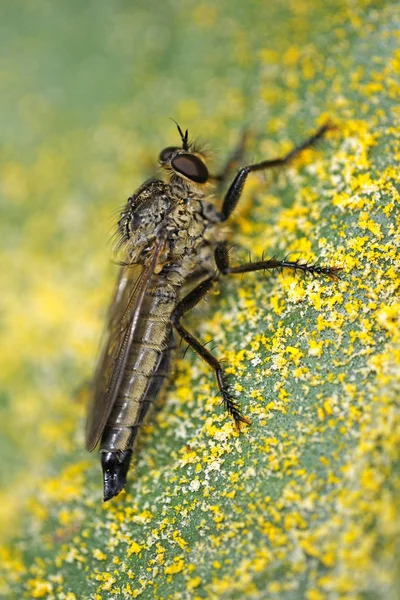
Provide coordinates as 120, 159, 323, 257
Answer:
171, 276, 250, 430
221, 123, 332, 220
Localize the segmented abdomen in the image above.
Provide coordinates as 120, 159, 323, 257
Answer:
100, 281, 177, 454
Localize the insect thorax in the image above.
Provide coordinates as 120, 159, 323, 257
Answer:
117, 179, 223, 273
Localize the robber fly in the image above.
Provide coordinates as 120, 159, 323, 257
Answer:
86, 121, 340, 501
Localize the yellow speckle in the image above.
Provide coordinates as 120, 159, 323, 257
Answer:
164, 556, 185, 575
92, 549, 107, 561
306, 590, 325, 600
308, 339, 324, 357
286, 346, 304, 365
127, 541, 143, 557
358, 212, 383, 239
172, 530, 188, 550
187, 575, 202, 590
27, 579, 53, 598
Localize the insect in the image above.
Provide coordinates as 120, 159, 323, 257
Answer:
86, 121, 340, 501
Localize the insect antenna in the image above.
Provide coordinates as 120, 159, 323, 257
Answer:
169, 117, 189, 150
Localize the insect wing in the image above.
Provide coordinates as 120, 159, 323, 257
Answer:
85, 238, 165, 451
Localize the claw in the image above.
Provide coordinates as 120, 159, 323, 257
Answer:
234, 414, 251, 432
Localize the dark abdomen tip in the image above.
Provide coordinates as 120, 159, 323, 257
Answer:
101, 450, 132, 502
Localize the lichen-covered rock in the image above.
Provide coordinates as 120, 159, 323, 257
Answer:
0, 1, 399, 598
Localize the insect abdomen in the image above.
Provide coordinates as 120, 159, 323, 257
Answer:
100, 282, 177, 454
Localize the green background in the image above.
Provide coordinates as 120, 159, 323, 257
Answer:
1, 0, 399, 598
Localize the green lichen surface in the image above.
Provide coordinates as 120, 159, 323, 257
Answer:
1, 0, 400, 598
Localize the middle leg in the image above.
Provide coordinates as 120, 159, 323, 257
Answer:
215, 243, 341, 279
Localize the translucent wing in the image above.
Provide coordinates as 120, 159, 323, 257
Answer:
85, 237, 165, 451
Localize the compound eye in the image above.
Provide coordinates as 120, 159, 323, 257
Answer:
159, 146, 178, 162
171, 153, 209, 183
